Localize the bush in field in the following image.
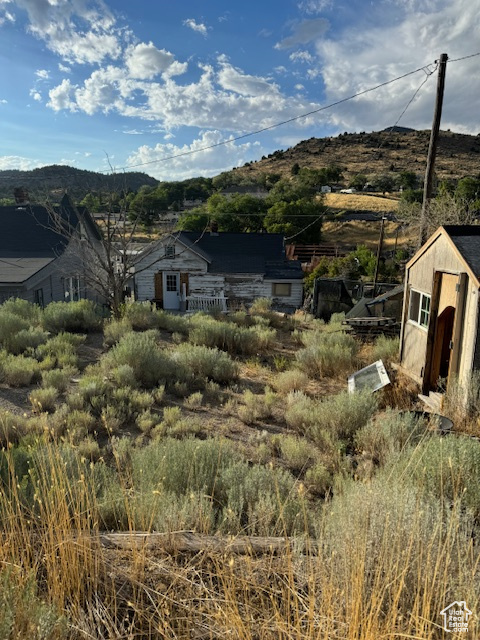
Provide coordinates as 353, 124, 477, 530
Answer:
110, 364, 139, 389
249, 298, 272, 314
156, 310, 190, 334
103, 318, 133, 346
122, 302, 158, 331
42, 300, 101, 333
372, 335, 400, 364
0, 352, 40, 386
274, 369, 309, 394
172, 343, 238, 384
295, 330, 358, 377
354, 409, 428, 465
285, 390, 377, 445
188, 314, 275, 355
65, 410, 96, 436
0, 298, 41, 323
0, 411, 28, 446
41, 367, 76, 393
277, 435, 317, 472
36, 332, 85, 370
9, 328, 49, 355
29, 387, 58, 413
0, 312, 30, 352
237, 388, 276, 424
103, 330, 175, 387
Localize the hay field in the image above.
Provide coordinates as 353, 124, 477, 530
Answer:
324, 192, 400, 214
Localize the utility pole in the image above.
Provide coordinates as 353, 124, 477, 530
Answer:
373, 216, 386, 298
419, 53, 448, 246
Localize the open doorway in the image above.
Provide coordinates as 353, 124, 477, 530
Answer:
429, 305, 455, 388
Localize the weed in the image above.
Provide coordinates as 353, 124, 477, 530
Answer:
29, 387, 58, 413
274, 369, 309, 394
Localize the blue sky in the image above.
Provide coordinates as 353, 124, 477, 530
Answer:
0, 0, 479, 181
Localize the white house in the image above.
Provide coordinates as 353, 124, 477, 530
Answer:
134, 231, 304, 312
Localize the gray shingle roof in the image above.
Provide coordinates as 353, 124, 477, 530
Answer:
177, 231, 303, 279
443, 225, 480, 280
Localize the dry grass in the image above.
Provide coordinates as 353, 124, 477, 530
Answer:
321, 219, 416, 250
324, 192, 400, 213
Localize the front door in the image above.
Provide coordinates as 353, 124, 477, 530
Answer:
163, 272, 180, 310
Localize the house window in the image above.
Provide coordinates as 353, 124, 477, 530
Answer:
166, 274, 178, 292
408, 289, 431, 328
64, 276, 81, 301
272, 283, 292, 297
34, 288, 44, 307
164, 245, 175, 258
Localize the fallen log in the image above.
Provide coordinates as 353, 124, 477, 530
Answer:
97, 531, 318, 556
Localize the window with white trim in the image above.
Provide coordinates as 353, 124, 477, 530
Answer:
272, 283, 291, 297
408, 289, 431, 328
64, 276, 81, 301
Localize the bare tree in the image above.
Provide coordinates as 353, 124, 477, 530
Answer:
44, 193, 171, 318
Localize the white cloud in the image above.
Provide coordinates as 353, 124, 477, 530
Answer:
275, 18, 329, 49
0, 155, 41, 170
295, 84, 305, 90
9, 0, 121, 64
29, 88, 41, 101
35, 68, 49, 79
289, 50, 315, 64
183, 18, 208, 36
126, 130, 264, 181
125, 42, 187, 80
298, 0, 333, 13
315, 0, 480, 133
0, 98, 7, 104
217, 64, 279, 97
47, 78, 77, 111
58, 63, 71, 73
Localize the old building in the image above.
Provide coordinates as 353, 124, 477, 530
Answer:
134, 231, 303, 312
399, 225, 480, 395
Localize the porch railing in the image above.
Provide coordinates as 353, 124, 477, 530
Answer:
186, 294, 228, 313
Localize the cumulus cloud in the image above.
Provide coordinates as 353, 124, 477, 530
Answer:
9, 0, 121, 64
183, 18, 208, 36
58, 63, 71, 73
125, 42, 187, 80
35, 68, 49, 79
315, 0, 480, 133
46, 60, 323, 132
298, 0, 333, 13
0, 155, 41, 170
0, 98, 7, 104
275, 18, 329, 49
289, 50, 315, 64
29, 88, 41, 101
126, 130, 264, 181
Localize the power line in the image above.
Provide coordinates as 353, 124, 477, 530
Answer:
449, 52, 480, 62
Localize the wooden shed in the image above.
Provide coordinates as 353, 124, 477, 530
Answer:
399, 225, 480, 396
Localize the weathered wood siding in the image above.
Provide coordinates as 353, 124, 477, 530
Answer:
135, 241, 208, 301
189, 274, 225, 296
400, 233, 479, 385
264, 279, 303, 311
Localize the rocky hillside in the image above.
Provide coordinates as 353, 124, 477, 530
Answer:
232, 128, 480, 185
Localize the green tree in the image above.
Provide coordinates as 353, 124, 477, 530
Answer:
264, 198, 323, 242
398, 171, 419, 190
349, 174, 368, 190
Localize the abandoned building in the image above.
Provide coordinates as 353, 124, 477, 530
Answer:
399, 225, 480, 394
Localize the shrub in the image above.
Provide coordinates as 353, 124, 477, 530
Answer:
65, 410, 96, 435
42, 300, 101, 333
188, 314, 275, 355
103, 318, 133, 346
304, 462, 333, 495
172, 343, 238, 384
103, 331, 175, 388
0, 352, 40, 386
249, 298, 272, 314
184, 391, 203, 409
8, 328, 49, 355
110, 364, 139, 388
274, 369, 309, 394
278, 435, 317, 472
36, 332, 84, 369
122, 302, 158, 331
0, 298, 41, 323
0, 312, 30, 352
155, 310, 190, 334
29, 387, 58, 413
237, 388, 276, 424
295, 330, 358, 377
354, 409, 428, 465
286, 390, 377, 445
372, 335, 400, 364
41, 367, 75, 393
0, 411, 28, 446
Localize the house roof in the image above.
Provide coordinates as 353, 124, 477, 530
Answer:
406, 225, 480, 287
176, 231, 303, 279
0, 195, 95, 284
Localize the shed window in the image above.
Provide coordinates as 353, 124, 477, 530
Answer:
164, 245, 175, 258
409, 289, 430, 328
272, 283, 291, 297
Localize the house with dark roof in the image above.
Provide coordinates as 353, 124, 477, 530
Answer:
0, 195, 103, 306
399, 225, 480, 398
134, 231, 304, 312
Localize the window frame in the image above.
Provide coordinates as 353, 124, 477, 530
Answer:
272, 282, 292, 297
164, 245, 176, 259
408, 288, 431, 329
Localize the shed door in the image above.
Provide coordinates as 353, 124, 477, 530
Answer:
163, 272, 180, 310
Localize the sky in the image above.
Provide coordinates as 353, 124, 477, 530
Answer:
0, 0, 479, 182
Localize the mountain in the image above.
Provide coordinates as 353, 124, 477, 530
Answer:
231, 129, 480, 184
0, 165, 158, 202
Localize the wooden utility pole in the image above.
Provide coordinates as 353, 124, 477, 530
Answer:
419, 53, 448, 246
373, 216, 386, 298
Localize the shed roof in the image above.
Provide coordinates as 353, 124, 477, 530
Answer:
175, 231, 303, 279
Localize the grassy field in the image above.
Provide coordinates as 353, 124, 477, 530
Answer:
324, 192, 400, 214
0, 299, 478, 638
